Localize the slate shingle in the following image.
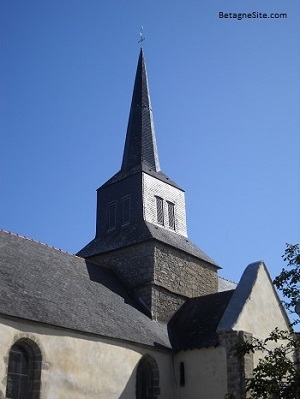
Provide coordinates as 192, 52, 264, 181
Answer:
168, 290, 235, 350
78, 221, 219, 268
0, 229, 236, 351
0, 230, 171, 349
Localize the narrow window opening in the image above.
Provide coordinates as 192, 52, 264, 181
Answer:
122, 196, 130, 225
180, 362, 185, 387
108, 202, 116, 230
167, 201, 175, 230
155, 196, 164, 226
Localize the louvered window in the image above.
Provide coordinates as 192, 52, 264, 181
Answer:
122, 196, 130, 225
167, 201, 175, 230
108, 202, 116, 230
155, 196, 164, 225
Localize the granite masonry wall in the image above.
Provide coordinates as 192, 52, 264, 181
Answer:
218, 330, 253, 399
154, 242, 218, 298
135, 284, 186, 322
92, 240, 218, 321
92, 241, 154, 288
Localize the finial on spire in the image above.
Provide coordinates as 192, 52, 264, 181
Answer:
138, 26, 145, 47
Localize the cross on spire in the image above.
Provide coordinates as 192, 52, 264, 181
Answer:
138, 26, 145, 47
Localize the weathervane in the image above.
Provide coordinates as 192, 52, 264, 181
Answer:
138, 26, 145, 47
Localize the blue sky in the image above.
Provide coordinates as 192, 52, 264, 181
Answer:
1, 1, 299, 289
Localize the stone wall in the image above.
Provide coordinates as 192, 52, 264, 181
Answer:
135, 284, 186, 322
93, 241, 155, 288
218, 330, 253, 399
154, 242, 218, 298
93, 240, 218, 322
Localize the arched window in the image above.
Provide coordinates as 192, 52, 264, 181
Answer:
136, 355, 160, 399
6, 339, 42, 399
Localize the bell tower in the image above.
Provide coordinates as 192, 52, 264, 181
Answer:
78, 50, 219, 321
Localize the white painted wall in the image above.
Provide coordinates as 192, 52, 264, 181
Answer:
0, 316, 234, 399
174, 347, 228, 399
233, 264, 289, 339
219, 262, 291, 368
0, 317, 175, 399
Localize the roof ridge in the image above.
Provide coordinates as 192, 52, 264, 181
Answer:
0, 228, 80, 258
219, 276, 237, 284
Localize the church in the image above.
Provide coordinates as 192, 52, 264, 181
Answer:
0, 49, 290, 399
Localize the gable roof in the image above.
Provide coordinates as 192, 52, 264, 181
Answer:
217, 261, 291, 335
0, 229, 171, 349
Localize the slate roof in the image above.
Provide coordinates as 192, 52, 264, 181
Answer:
218, 276, 237, 292
0, 228, 238, 351
0, 49, 235, 351
168, 290, 235, 350
78, 49, 218, 268
77, 221, 219, 268
0, 229, 171, 349
121, 49, 160, 173
101, 49, 181, 191
101, 162, 182, 190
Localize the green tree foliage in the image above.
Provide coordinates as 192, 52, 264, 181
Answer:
233, 244, 300, 399
274, 244, 300, 325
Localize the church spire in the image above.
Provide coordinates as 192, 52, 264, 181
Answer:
121, 49, 160, 172
78, 48, 219, 321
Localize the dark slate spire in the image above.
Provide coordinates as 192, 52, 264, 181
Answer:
121, 49, 160, 172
